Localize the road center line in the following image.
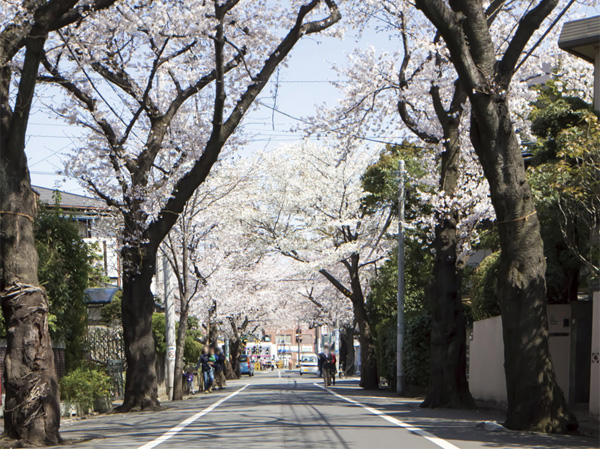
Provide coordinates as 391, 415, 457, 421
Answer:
138, 384, 250, 449
314, 383, 460, 449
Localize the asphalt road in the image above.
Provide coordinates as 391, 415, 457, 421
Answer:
53, 371, 599, 449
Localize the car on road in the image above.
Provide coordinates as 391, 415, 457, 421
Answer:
239, 355, 255, 376
299, 354, 319, 375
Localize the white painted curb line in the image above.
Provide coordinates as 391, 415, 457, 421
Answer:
314, 383, 460, 449
138, 384, 250, 449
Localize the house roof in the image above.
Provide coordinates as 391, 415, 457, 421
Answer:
558, 16, 600, 63
33, 185, 107, 211
83, 287, 165, 311
84, 287, 120, 305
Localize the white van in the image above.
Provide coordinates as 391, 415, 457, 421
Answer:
299, 354, 319, 375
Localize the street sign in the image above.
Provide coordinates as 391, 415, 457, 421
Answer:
167, 345, 176, 361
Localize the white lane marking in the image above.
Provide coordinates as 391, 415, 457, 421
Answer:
314, 383, 460, 449
278, 370, 281, 379
138, 384, 250, 449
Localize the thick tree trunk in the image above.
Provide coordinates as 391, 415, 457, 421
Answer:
340, 325, 356, 376
116, 244, 160, 412
0, 30, 61, 446
471, 104, 577, 432
172, 307, 189, 401
355, 307, 378, 390
350, 260, 378, 390
422, 109, 474, 409
422, 218, 474, 408
349, 284, 378, 389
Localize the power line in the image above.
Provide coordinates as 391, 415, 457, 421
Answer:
255, 99, 407, 146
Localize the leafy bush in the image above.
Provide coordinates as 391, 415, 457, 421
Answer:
374, 312, 431, 389
184, 332, 203, 365
152, 313, 167, 355
374, 318, 397, 386
470, 252, 501, 321
101, 290, 122, 325
34, 199, 101, 370
59, 366, 112, 410
153, 313, 204, 363
403, 313, 431, 387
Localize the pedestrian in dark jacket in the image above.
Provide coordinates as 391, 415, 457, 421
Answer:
318, 351, 326, 378
214, 347, 227, 390
197, 346, 215, 393
323, 344, 336, 386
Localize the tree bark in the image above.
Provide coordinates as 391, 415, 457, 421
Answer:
340, 325, 356, 376
0, 21, 61, 447
351, 290, 378, 390
422, 217, 474, 408
470, 109, 577, 432
172, 306, 189, 401
0, 204, 61, 445
228, 317, 246, 378
116, 243, 160, 412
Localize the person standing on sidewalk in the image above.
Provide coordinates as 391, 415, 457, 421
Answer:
198, 346, 215, 393
214, 347, 227, 390
186, 367, 195, 394
318, 350, 326, 378
323, 345, 332, 386
328, 346, 336, 386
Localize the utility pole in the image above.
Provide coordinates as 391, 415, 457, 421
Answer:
296, 324, 302, 367
396, 160, 406, 396
163, 256, 176, 400
335, 318, 340, 373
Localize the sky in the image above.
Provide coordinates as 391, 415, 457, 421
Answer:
25, 22, 394, 196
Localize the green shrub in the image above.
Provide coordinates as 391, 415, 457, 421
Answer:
184, 335, 203, 364
101, 290, 122, 325
374, 312, 431, 389
470, 252, 502, 321
374, 318, 397, 386
59, 366, 112, 409
404, 313, 431, 387
152, 313, 167, 355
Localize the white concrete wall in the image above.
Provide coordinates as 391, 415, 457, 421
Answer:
469, 306, 573, 405
591, 292, 600, 417
469, 316, 507, 404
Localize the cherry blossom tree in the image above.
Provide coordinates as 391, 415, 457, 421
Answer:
0, 1, 119, 443
239, 142, 393, 389
41, 0, 341, 411
409, 0, 590, 432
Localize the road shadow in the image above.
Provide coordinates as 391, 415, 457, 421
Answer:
323, 379, 599, 449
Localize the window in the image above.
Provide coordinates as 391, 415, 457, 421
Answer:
276, 334, 292, 344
